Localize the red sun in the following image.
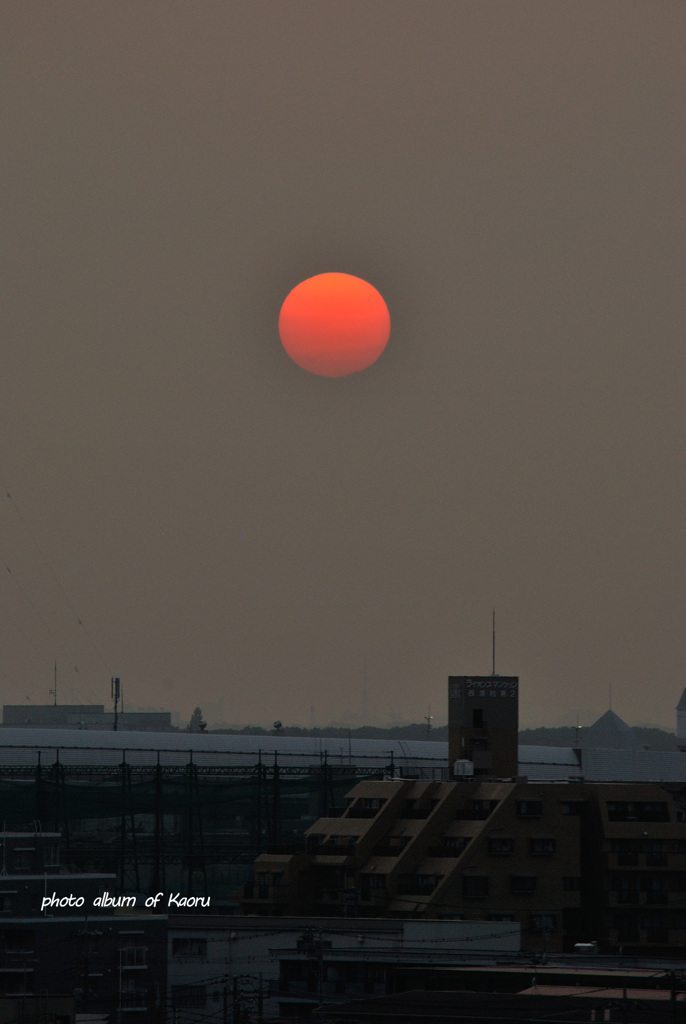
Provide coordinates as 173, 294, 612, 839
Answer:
278, 272, 390, 377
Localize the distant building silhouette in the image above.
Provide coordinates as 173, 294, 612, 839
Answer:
579, 709, 640, 750
2, 703, 173, 731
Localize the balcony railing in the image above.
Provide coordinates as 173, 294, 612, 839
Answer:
428, 842, 469, 857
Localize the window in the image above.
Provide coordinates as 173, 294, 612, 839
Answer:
0, 929, 34, 953
360, 872, 387, 899
642, 840, 667, 866
510, 875, 537, 894
43, 845, 60, 867
12, 852, 32, 873
529, 837, 555, 856
530, 913, 556, 932
472, 709, 484, 728
401, 800, 430, 819
327, 836, 356, 849
462, 876, 489, 898
563, 876, 581, 890
373, 834, 408, 856
397, 874, 441, 896
517, 800, 543, 817
172, 937, 208, 958
120, 976, 148, 1010
611, 839, 639, 865
348, 797, 387, 818
606, 801, 669, 822
561, 801, 584, 815
436, 835, 469, 856
172, 985, 207, 1009
488, 836, 514, 855
119, 945, 147, 967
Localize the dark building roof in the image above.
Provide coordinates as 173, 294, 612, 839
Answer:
314, 987, 685, 1023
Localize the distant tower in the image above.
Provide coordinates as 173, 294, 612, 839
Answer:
677, 688, 686, 752
448, 674, 519, 778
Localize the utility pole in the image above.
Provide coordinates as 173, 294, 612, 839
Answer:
111, 677, 120, 731
492, 608, 496, 675
424, 704, 432, 736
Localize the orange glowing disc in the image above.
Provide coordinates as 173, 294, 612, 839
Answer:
278, 272, 390, 377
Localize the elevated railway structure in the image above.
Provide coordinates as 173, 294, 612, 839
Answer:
0, 729, 445, 900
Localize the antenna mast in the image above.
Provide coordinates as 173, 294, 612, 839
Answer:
424, 704, 432, 736
492, 608, 496, 675
49, 662, 57, 706
111, 677, 120, 731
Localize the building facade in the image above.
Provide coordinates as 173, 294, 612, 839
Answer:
447, 676, 519, 778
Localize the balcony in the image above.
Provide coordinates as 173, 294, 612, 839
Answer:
396, 877, 440, 897
429, 841, 469, 857
373, 842, 408, 857
455, 808, 490, 821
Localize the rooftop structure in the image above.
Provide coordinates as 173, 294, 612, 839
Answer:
448, 675, 519, 778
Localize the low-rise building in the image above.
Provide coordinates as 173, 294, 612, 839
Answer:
0, 830, 167, 1018
167, 915, 519, 1022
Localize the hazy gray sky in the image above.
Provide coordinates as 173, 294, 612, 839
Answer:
2, 2, 684, 729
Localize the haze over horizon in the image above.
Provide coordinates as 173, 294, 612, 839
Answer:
2, 4, 684, 731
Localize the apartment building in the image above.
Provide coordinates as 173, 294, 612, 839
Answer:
241, 778, 686, 954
